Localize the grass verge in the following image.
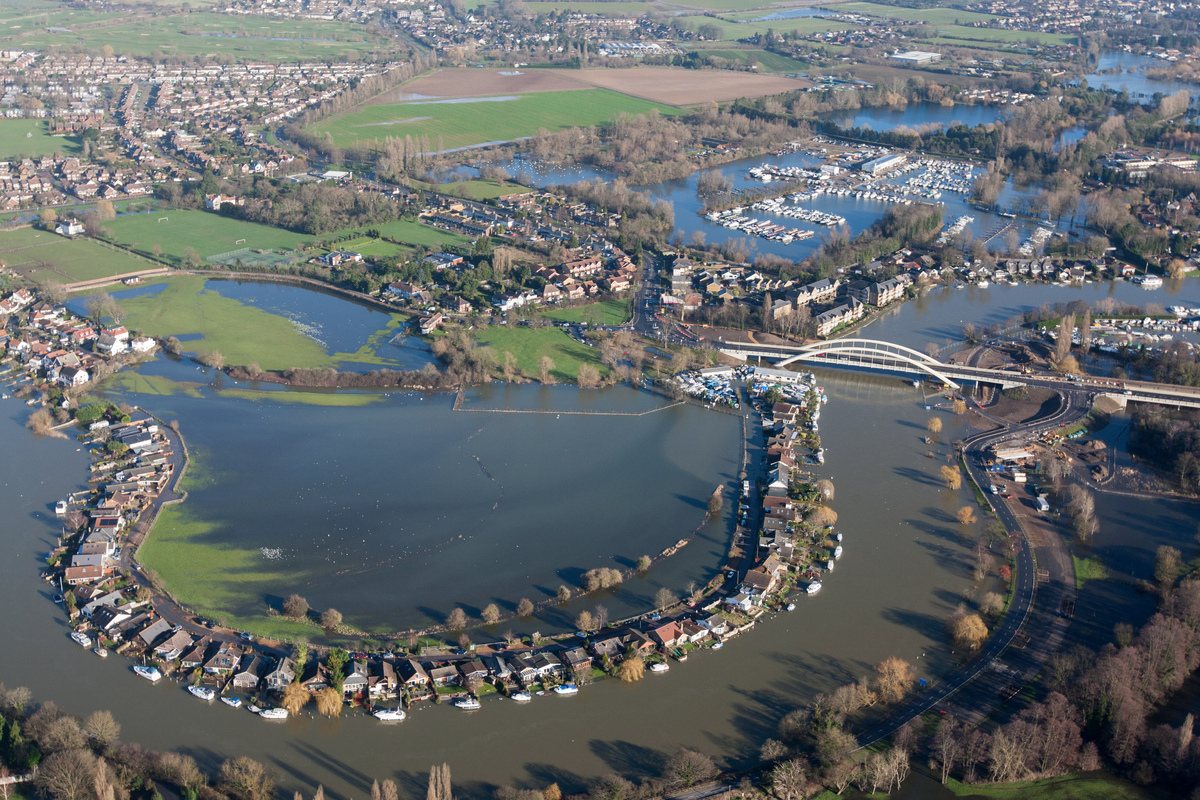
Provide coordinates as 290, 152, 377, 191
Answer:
476, 326, 608, 382
1072, 554, 1108, 590
541, 299, 631, 326
943, 771, 1159, 799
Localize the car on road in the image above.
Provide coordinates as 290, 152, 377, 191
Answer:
239, 632, 253, 641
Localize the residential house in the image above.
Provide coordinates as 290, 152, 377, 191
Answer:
154, 630, 194, 662
343, 661, 370, 696
649, 621, 684, 648
180, 639, 212, 671
203, 642, 243, 675
232, 654, 264, 690
264, 657, 296, 691
396, 659, 430, 689
369, 659, 397, 698
427, 665, 459, 687
558, 647, 592, 674
300, 661, 331, 692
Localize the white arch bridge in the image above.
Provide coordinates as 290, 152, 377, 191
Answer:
718, 338, 1029, 390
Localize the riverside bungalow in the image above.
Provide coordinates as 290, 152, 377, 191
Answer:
698, 614, 729, 636
81, 590, 124, 618
264, 657, 295, 690
180, 639, 212, 671
64, 564, 107, 585
590, 635, 625, 661
137, 618, 174, 649
724, 593, 753, 612
559, 647, 592, 673
397, 659, 430, 689
343, 661, 370, 695
90, 606, 132, 633
458, 660, 488, 683
300, 662, 331, 692
482, 655, 511, 682
427, 665, 459, 687
203, 642, 243, 675
649, 621, 684, 649
507, 657, 538, 686
369, 660, 397, 697
741, 568, 776, 596
233, 655, 265, 690
680, 620, 710, 644
154, 630, 194, 662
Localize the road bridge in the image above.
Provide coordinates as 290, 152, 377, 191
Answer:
716, 338, 1200, 409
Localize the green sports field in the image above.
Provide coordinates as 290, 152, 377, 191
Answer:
541, 299, 631, 326
684, 46, 809, 73
827, 2, 997, 25
0, 227, 154, 284
102, 210, 316, 263
475, 326, 609, 382
12, 12, 395, 60
0, 119, 82, 159
370, 219, 472, 249
308, 89, 682, 152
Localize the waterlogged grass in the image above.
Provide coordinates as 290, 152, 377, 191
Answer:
103, 371, 204, 398
541, 299, 631, 326
476, 326, 608, 382
115, 276, 334, 371
309, 89, 681, 152
335, 313, 413, 366
1073, 554, 1109, 590
216, 387, 384, 406
943, 772, 1158, 799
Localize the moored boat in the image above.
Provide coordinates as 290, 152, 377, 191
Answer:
134, 665, 162, 682
511, 692, 532, 702
553, 684, 580, 694
834, 545, 843, 559
373, 708, 406, 721
454, 697, 482, 710
807, 581, 822, 595
221, 696, 242, 709
55, 500, 68, 515
649, 663, 669, 674
188, 686, 216, 701
786, 603, 796, 612
70, 630, 92, 648
712, 641, 724, 649
259, 708, 288, 720
93, 647, 108, 658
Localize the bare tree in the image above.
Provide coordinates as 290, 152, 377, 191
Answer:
769, 759, 805, 800
446, 608, 468, 629
218, 757, 274, 800
663, 748, 716, 788
874, 657, 915, 704
930, 716, 961, 784
516, 598, 535, 617
283, 594, 309, 619
36, 749, 98, 800
81, 710, 120, 746
320, 608, 343, 630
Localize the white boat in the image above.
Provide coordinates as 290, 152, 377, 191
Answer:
259, 708, 288, 720
649, 663, 669, 674
836, 532, 843, 542
786, 603, 796, 612
134, 665, 163, 682
189, 686, 216, 701
221, 696, 242, 709
712, 642, 723, 650
55, 500, 68, 515
454, 697, 482, 710
70, 631, 92, 647
93, 647, 108, 658
373, 708, 407, 721
553, 684, 580, 694
511, 692, 532, 702
246, 704, 262, 714
807, 581, 822, 595
834, 545, 843, 559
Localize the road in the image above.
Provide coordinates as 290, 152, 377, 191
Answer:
854, 389, 1088, 746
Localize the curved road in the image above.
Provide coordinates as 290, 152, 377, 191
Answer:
854, 389, 1089, 747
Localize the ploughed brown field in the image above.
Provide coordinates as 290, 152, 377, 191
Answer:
369, 68, 590, 102
547, 67, 810, 105
372, 66, 810, 106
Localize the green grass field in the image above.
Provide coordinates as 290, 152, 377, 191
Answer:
371, 218, 472, 249
684, 46, 809, 73
412, 179, 534, 201
521, 1, 659, 13
309, 89, 681, 152
12, 12, 395, 60
0, 227, 157, 284
541, 299, 631, 326
1073, 554, 1108, 590
102, 210, 317, 263
944, 772, 1159, 799
931, 27, 1077, 46
0, 119, 81, 159
476, 326, 608, 382
692, 15, 850, 40
828, 2, 997, 25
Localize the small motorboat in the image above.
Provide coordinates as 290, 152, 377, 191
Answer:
712, 642, 723, 650
786, 603, 796, 612
221, 696, 242, 709
246, 704, 262, 714
553, 684, 580, 694
134, 665, 162, 682
649, 663, 669, 674
807, 581, 822, 595
834, 545, 843, 559
55, 500, 68, 515
259, 708, 288, 720
373, 708, 406, 721
511, 692, 532, 702
189, 686, 216, 702
454, 697, 482, 710
93, 647, 108, 658
836, 532, 843, 542
53, 594, 64, 604
70, 631, 92, 648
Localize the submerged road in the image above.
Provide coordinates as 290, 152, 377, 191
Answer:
854, 389, 1088, 747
